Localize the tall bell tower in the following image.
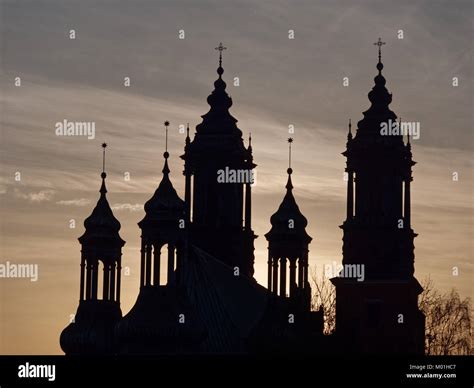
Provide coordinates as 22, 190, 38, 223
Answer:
60, 144, 125, 355
181, 43, 256, 277
332, 39, 425, 354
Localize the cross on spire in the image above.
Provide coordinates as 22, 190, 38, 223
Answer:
374, 37, 386, 63
215, 42, 227, 67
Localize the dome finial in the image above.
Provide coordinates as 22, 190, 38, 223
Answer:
162, 121, 170, 174
100, 143, 107, 194
185, 123, 190, 146
374, 37, 386, 73
284, 138, 294, 190
287, 138, 293, 172
101, 142, 107, 175
215, 42, 227, 76
401, 117, 411, 146
164, 121, 170, 157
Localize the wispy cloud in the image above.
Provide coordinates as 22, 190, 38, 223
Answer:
0, 0, 472, 356
56, 198, 91, 206
111, 203, 143, 212
14, 189, 55, 203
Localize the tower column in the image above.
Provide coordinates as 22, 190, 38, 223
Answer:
184, 124, 192, 223
176, 244, 183, 284
116, 258, 121, 303
267, 250, 272, 291
347, 170, 354, 219
153, 244, 160, 286
167, 244, 175, 285
404, 177, 411, 228
103, 262, 110, 300
289, 258, 297, 298
280, 257, 287, 297
185, 171, 192, 222
85, 261, 92, 300
245, 182, 251, 230
145, 244, 152, 286
91, 262, 98, 300
298, 256, 303, 289
272, 257, 279, 295
110, 262, 116, 301
140, 240, 145, 288
79, 256, 85, 301
303, 250, 309, 289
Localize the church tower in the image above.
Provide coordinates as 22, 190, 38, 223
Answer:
181, 43, 256, 277
332, 39, 425, 354
265, 139, 312, 311
137, 121, 185, 289
116, 123, 204, 354
60, 144, 125, 355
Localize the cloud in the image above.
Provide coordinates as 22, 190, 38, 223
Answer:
14, 189, 55, 203
111, 203, 143, 212
56, 198, 91, 206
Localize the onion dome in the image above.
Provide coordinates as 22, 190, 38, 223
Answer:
184, 43, 249, 162
138, 152, 184, 230
356, 38, 399, 140
265, 139, 311, 243
79, 145, 124, 246
265, 168, 311, 243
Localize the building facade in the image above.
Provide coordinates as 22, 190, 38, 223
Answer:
61, 41, 424, 355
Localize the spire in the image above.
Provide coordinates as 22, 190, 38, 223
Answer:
205, 42, 232, 112
374, 37, 386, 74
163, 121, 170, 175
403, 118, 412, 148
215, 42, 227, 76
286, 138, 293, 190
368, 38, 391, 106
140, 121, 184, 225
347, 119, 352, 140
266, 139, 311, 242
356, 38, 396, 137
100, 142, 107, 196
185, 123, 190, 146
164, 121, 169, 153
373, 37, 387, 83
247, 133, 254, 163
80, 144, 123, 242
193, 43, 240, 137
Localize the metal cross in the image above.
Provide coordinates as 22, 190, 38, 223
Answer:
215, 42, 227, 66
374, 37, 386, 62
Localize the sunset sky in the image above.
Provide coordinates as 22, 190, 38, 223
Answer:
0, 0, 472, 354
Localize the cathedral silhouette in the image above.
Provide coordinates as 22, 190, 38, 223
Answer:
60, 40, 425, 355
